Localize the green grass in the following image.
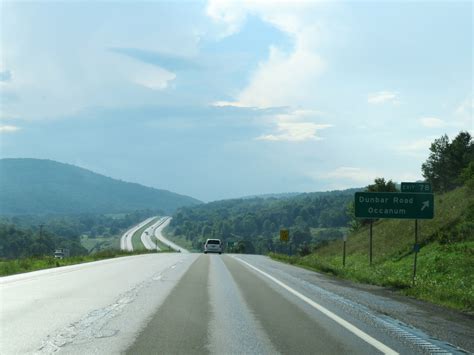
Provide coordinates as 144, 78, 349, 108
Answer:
271, 187, 474, 313
131, 217, 160, 251
80, 234, 121, 253
0, 249, 165, 277
161, 226, 196, 251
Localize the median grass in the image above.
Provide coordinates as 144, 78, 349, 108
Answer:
0, 249, 164, 277
271, 187, 474, 313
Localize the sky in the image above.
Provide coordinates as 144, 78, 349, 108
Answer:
0, 0, 472, 202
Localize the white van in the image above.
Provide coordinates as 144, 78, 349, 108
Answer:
204, 239, 222, 254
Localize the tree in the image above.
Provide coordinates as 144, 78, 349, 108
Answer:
366, 178, 398, 192
422, 132, 473, 192
461, 162, 474, 192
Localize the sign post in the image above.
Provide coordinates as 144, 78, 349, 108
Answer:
342, 234, 347, 267
369, 221, 373, 265
280, 229, 289, 255
355, 191, 434, 268
413, 219, 419, 286
400, 182, 432, 286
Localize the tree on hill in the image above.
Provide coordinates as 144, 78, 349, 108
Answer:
422, 132, 474, 192
347, 177, 398, 231
366, 178, 398, 192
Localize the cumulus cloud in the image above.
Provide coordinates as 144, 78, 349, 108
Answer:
0, 125, 20, 133
207, 0, 328, 109
367, 91, 400, 104
256, 110, 331, 142
419, 117, 445, 128
395, 137, 435, 158
322, 167, 378, 183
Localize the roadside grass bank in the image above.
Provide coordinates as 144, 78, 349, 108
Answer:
270, 187, 474, 313
156, 238, 173, 251
80, 234, 120, 253
0, 249, 168, 277
131, 217, 160, 251
162, 226, 195, 251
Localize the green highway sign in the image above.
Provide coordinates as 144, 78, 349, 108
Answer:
355, 192, 434, 219
401, 182, 432, 193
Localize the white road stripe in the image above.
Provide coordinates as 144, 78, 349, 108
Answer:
232, 256, 399, 355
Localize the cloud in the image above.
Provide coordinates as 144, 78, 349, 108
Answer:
132, 66, 176, 91
207, 1, 328, 109
322, 167, 378, 183
395, 137, 435, 158
454, 97, 473, 132
0, 125, 20, 133
419, 117, 445, 128
109, 47, 201, 72
0, 70, 12, 82
234, 45, 325, 108
256, 110, 331, 142
367, 91, 400, 104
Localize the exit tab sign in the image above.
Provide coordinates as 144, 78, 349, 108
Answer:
401, 182, 432, 193
355, 192, 434, 220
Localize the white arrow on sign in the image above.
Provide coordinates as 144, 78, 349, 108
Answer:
421, 200, 429, 211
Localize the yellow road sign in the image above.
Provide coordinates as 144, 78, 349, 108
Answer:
280, 229, 289, 242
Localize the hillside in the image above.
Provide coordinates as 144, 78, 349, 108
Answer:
274, 187, 474, 312
0, 158, 201, 215
168, 188, 358, 253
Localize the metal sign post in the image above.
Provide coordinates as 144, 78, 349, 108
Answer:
280, 229, 289, 255
342, 234, 347, 267
369, 221, 373, 265
413, 219, 419, 286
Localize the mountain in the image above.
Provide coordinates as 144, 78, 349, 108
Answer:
0, 158, 201, 215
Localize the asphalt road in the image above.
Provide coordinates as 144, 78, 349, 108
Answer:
140, 217, 169, 251
1, 254, 472, 354
154, 217, 190, 253
119, 217, 156, 251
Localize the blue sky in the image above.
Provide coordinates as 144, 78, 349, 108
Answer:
0, 0, 472, 201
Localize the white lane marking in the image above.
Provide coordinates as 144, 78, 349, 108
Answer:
232, 256, 399, 355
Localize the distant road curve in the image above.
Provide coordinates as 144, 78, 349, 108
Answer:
119, 217, 156, 251
140, 218, 169, 251
154, 217, 190, 253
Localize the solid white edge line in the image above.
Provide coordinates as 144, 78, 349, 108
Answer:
232, 256, 399, 355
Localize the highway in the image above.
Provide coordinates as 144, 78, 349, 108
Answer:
1, 253, 471, 354
119, 217, 156, 251
140, 217, 169, 251
153, 217, 190, 253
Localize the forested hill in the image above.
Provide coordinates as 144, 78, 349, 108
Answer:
169, 189, 359, 253
0, 158, 201, 215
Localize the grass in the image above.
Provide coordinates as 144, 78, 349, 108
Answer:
161, 226, 196, 251
271, 187, 474, 313
80, 234, 120, 253
0, 249, 168, 277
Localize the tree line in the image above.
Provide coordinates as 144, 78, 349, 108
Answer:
171, 131, 473, 255
170, 190, 356, 254
0, 210, 156, 259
